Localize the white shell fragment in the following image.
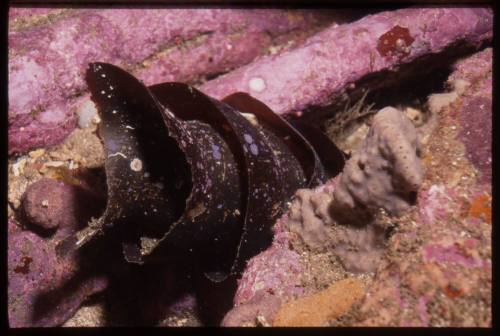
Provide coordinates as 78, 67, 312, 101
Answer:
77, 100, 98, 128
130, 158, 143, 172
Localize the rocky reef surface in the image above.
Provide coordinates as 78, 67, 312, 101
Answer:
8, 6, 492, 327
9, 8, 344, 154
221, 50, 491, 327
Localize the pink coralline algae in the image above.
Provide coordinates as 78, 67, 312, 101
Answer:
449, 48, 492, 185
8, 219, 108, 327
22, 177, 104, 232
222, 290, 282, 326
328, 49, 491, 327
201, 7, 492, 116
417, 184, 456, 225
8, 8, 337, 154
220, 215, 306, 326
233, 217, 305, 307
417, 185, 489, 270
9, 178, 107, 327
422, 243, 485, 269
9, 8, 66, 24
355, 184, 491, 326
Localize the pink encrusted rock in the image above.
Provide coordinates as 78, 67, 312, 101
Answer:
355, 184, 491, 326
135, 26, 306, 87
417, 184, 456, 226
458, 96, 491, 184
422, 242, 486, 269
97, 9, 334, 67
201, 7, 492, 116
448, 48, 492, 185
22, 177, 104, 232
9, 177, 107, 327
9, 8, 59, 20
8, 11, 120, 154
8, 218, 108, 327
222, 290, 282, 326
234, 215, 305, 307
8, 217, 23, 235
8, 7, 70, 31
448, 48, 492, 96
349, 57, 493, 325
8, 8, 338, 154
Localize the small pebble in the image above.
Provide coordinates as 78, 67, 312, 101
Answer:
92, 115, 101, 125
44, 161, 65, 168
12, 158, 27, 177
28, 149, 46, 160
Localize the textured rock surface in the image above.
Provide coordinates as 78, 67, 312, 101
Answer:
9, 8, 337, 154
7, 125, 106, 223
333, 106, 423, 217
233, 216, 305, 308
221, 290, 282, 327
273, 278, 364, 326
353, 185, 491, 327
9, 176, 108, 327
22, 177, 103, 232
228, 175, 383, 324
344, 50, 492, 327
226, 180, 342, 325
201, 7, 492, 117
227, 48, 491, 327
9, 8, 71, 31
8, 217, 108, 327
449, 48, 492, 185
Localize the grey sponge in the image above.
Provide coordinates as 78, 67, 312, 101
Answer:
333, 106, 423, 217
